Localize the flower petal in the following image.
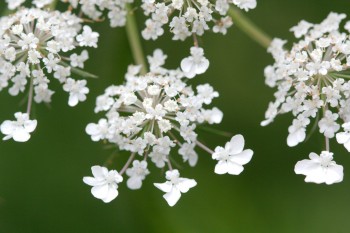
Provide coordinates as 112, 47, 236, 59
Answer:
226, 135, 244, 154
163, 188, 181, 207
177, 178, 197, 193
154, 181, 172, 193
102, 186, 119, 203
227, 161, 244, 175
91, 184, 109, 199
214, 160, 229, 174
230, 149, 253, 165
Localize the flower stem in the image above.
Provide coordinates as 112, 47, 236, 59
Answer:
26, 75, 34, 116
49, 0, 59, 10
119, 153, 136, 175
228, 7, 272, 49
325, 136, 330, 151
126, 4, 148, 75
195, 140, 215, 154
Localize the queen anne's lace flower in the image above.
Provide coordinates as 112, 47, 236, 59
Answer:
83, 166, 123, 203
84, 49, 253, 205
180, 47, 209, 78
141, 0, 256, 41
262, 12, 350, 184
336, 122, 350, 152
294, 151, 343, 185
5, 0, 130, 28
126, 160, 150, 190
0, 112, 37, 142
0, 8, 98, 140
154, 169, 196, 206
212, 134, 253, 175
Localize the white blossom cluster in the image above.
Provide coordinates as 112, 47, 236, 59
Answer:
0, 8, 99, 142
262, 12, 350, 184
5, 0, 131, 28
84, 49, 253, 205
141, 0, 256, 41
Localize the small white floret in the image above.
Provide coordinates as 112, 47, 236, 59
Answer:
83, 166, 123, 203
154, 169, 197, 206
212, 134, 253, 175
294, 151, 343, 185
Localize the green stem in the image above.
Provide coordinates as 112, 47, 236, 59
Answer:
49, 0, 59, 10
228, 7, 272, 49
126, 4, 148, 75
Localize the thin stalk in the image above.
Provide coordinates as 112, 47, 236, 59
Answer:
228, 7, 272, 49
195, 140, 215, 154
325, 136, 330, 152
126, 4, 148, 75
119, 153, 136, 175
26, 75, 34, 116
198, 125, 233, 138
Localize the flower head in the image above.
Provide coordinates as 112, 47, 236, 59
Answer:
5, 0, 129, 28
263, 12, 350, 184
294, 151, 343, 185
0, 8, 97, 106
83, 166, 123, 203
86, 49, 221, 168
141, 0, 256, 41
263, 12, 350, 146
154, 169, 197, 206
84, 49, 253, 205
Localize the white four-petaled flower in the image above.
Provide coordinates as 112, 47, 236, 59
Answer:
212, 134, 253, 175
181, 47, 209, 78
154, 169, 197, 207
126, 160, 150, 190
0, 112, 37, 142
294, 151, 343, 185
83, 166, 123, 203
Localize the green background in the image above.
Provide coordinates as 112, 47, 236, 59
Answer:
1, 1, 350, 232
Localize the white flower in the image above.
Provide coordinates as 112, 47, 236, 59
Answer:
86, 49, 220, 166
85, 119, 109, 141
63, 78, 89, 107
263, 12, 350, 156
287, 115, 310, 147
83, 166, 123, 203
181, 47, 209, 78
318, 110, 340, 138
232, 0, 257, 11
141, 0, 255, 41
178, 143, 198, 166
212, 134, 253, 175
126, 160, 150, 190
0, 8, 98, 127
0, 112, 37, 142
154, 169, 197, 206
77, 26, 99, 48
294, 151, 343, 185
336, 122, 350, 152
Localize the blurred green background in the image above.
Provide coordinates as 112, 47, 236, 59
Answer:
1, 1, 350, 232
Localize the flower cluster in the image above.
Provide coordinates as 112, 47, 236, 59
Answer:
84, 49, 253, 205
263, 12, 350, 184
141, 0, 256, 41
0, 8, 99, 142
5, 0, 131, 28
